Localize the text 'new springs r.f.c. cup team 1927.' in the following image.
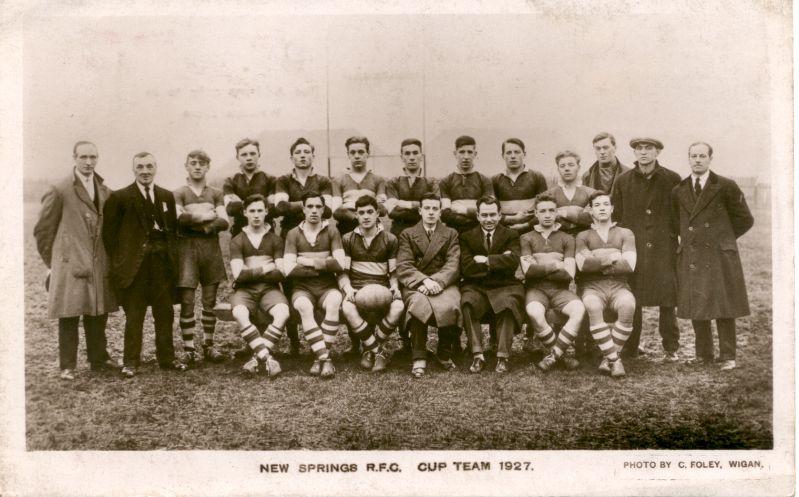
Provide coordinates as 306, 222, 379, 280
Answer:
33, 132, 754, 381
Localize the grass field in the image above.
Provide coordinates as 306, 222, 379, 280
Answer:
24, 202, 773, 450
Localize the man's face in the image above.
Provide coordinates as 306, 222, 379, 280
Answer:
237, 144, 260, 173
132, 155, 157, 186
590, 195, 614, 222
347, 143, 369, 170
593, 138, 616, 165
502, 142, 525, 172
401, 144, 422, 173
634, 143, 659, 166
291, 144, 314, 170
477, 202, 500, 232
419, 199, 442, 225
454, 145, 477, 173
688, 144, 712, 175
303, 197, 325, 224
185, 156, 210, 181
355, 203, 379, 230
535, 200, 558, 228
244, 200, 266, 227
74, 143, 99, 177
557, 156, 581, 183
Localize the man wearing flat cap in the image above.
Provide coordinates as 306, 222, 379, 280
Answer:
610, 137, 681, 361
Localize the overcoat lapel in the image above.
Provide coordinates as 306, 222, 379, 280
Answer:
72, 176, 97, 213
130, 183, 149, 229
418, 222, 446, 268
677, 180, 696, 215
690, 173, 721, 221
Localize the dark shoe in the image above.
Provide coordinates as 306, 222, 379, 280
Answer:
59, 369, 75, 380
360, 351, 375, 369
160, 359, 188, 372
495, 358, 509, 374
121, 366, 136, 379
610, 358, 626, 378
264, 355, 282, 377
559, 356, 581, 371
233, 345, 251, 360
320, 359, 336, 378
469, 355, 485, 374
203, 345, 225, 363
184, 351, 197, 366
90, 359, 118, 371
436, 356, 457, 371
598, 358, 611, 375
309, 359, 322, 376
372, 351, 389, 372
537, 353, 557, 372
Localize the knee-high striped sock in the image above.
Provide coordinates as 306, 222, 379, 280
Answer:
611, 321, 633, 352
350, 319, 377, 351
552, 326, 579, 358
590, 323, 618, 360
321, 319, 340, 348
304, 326, 329, 360
201, 308, 216, 347
375, 316, 398, 344
179, 314, 196, 355
535, 325, 556, 348
262, 324, 284, 354
240, 324, 270, 361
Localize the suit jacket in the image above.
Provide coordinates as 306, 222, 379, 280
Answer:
102, 182, 179, 291
34, 171, 117, 318
396, 221, 461, 327
671, 171, 754, 319
459, 224, 524, 324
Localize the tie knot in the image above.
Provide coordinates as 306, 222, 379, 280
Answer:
144, 185, 150, 192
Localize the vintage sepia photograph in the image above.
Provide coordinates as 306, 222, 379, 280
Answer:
1, 0, 793, 495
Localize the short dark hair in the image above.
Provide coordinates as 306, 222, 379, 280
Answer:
476, 195, 500, 212
235, 138, 260, 155
587, 190, 611, 206
555, 150, 581, 165
301, 190, 325, 206
132, 151, 154, 163
454, 135, 476, 149
186, 149, 211, 164
688, 141, 714, 157
534, 192, 557, 209
345, 136, 370, 153
73, 140, 96, 156
354, 195, 379, 211
501, 138, 526, 154
290, 137, 315, 155
243, 193, 267, 210
592, 132, 616, 146
420, 192, 442, 206
400, 138, 422, 151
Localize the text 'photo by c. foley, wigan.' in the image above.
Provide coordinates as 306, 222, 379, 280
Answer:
1, 1, 794, 496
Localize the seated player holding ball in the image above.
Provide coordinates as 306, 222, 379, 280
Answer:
228, 194, 288, 377
338, 195, 405, 372
575, 191, 637, 377
520, 192, 585, 372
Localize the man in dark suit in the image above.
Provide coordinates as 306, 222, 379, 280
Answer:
103, 151, 187, 378
459, 195, 524, 373
671, 142, 754, 371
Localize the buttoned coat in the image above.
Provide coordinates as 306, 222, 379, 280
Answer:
396, 221, 461, 327
671, 172, 753, 319
34, 172, 117, 319
102, 183, 179, 295
582, 159, 630, 193
611, 162, 681, 306
459, 224, 525, 326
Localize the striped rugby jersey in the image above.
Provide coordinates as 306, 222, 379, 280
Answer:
283, 220, 344, 287
492, 169, 548, 216
575, 224, 636, 283
173, 184, 225, 238
229, 226, 284, 291
341, 226, 398, 289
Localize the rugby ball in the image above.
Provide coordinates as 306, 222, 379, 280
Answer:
354, 284, 393, 320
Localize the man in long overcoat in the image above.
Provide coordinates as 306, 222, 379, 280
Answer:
671, 142, 754, 370
611, 137, 682, 360
34, 141, 117, 379
396, 193, 461, 378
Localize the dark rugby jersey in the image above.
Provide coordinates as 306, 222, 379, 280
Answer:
385, 174, 439, 236
341, 227, 398, 289
223, 170, 276, 236
520, 226, 574, 288
229, 227, 284, 291
173, 184, 225, 238
274, 170, 333, 235
284, 221, 343, 289
438, 171, 493, 231
575, 224, 636, 284
544, 184, 597, 236
332, 171, 386, 208
492, 169, 548, 233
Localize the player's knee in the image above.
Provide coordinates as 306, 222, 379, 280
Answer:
293, 298, 313, 315
525, 302, 546, 320
231, 305, 249, 321
341, 300, 359, 319
270, 303, 290, 324
389, 300, 405, 314
564, 300, 586, 319
581, 295, 602, 313
324, 292, 343, 309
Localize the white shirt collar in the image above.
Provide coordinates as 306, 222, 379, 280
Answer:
691, 170, 710, 188
481, 227, 496, 238
136, 181, 153, 198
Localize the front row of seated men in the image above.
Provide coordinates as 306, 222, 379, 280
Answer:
229, 186, 636, 379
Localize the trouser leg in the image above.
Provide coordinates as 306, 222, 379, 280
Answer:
691, 319, 713, 360
495, 311, 516, 359
462, 303, 483, 356
148, 253, 176, 366
438, 325, 460, 361
83, 314, 109, 365
658, 306, 679, 353
58, 317, 80, 370
408, 317, 429, 361
717, 318, 736, 361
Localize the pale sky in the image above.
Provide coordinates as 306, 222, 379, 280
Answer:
24, 11, 772, 190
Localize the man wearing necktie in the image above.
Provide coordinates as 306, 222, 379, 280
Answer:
103, 152, 187, 378
34, 141, 117, 380
671, 142, 754, 371
459, 195, 525, 373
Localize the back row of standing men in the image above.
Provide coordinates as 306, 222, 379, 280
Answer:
34, 132, 754, 381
